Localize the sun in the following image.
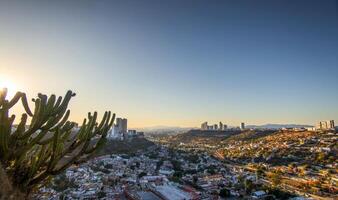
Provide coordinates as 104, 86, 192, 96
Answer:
0, 77, 18, 99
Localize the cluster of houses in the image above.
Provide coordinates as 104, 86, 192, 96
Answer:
34, 129, 337, 200
35, 145, 304, 200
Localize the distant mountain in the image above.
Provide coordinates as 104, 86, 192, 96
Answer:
135, 126, 195, 132
246, 124, 313, 129
133, 124, 314, 134
133, 126, 195, 135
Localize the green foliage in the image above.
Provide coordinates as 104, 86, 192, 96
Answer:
96, 138, 154, 156
170, 175, 180, 183
266, 187, 294, 199
97, 191, 106, 198
173, 171, 182, 178
171, 160, 182, 171
269, 172, 282, 187
316, 152, 326, 163
0, 88, 115, 194
256, 167, 265, 180
244, 179, 254, 193
193, 176, 198, 183
185, 154, 199, 163
138, 172, 147, 178
104, 164, 113, 169
147, 152, 159, 159
207, 165, 217, 175
219, 188, 230, 198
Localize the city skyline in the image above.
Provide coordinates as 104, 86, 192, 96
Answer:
1, 0, 338, 128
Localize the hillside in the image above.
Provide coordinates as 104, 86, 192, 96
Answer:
160, 129, 337, 167
95, 138, 155, 156
218, 131, 337, 166
164, 129, 276, 146
167, 129, 241, 144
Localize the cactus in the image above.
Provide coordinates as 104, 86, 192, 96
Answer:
0, 88, 115, 196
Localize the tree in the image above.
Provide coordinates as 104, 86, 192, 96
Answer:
173, 171, 182, 178
207, 165, 217, 175
171, 160, 182, 171
97, 191, 106, 198
316, 152, 326, 163
269, 172, 281, 187
0, 89, 115, 198
138, 172, 147, 178
219, 188, 230, 198
193, 176, 198, 184
208, 168, 216, 175
244, 179, 254, 193
256, 167, 264, 182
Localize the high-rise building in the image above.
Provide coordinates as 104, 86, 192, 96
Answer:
201, 122, 208, 130
213, 124, 218, 130
114, 118, 128, 138
122, 118, 127, 133
223, 124, 228, 130
316, 120, 335, 130
330, 120, 335, 129
240, 122, 245, 130
219, 122, 223, 131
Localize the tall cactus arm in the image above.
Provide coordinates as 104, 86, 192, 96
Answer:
11, 114, 28, 138
84, 113, 114, 154
0, 88, 7, 107
51, 91, 75, 115
45, 94, 56, 114
0, 106, 12, 157
48, 110, 71, 131
6, 92, 23, 109
52, 96, 62, 111
20, 93, 33, 116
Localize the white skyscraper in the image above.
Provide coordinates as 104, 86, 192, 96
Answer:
219, 122, 223, 131
201, 122, 208, 130
316, 120, 335, 130
112, 118, 128, 139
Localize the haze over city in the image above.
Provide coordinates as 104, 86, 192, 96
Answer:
1, 0, 337, 128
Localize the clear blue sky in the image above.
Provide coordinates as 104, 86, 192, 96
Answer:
0, 0, 337, 128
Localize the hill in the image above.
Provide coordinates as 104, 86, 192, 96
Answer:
217, 130, 337, 166
246, 124, 313, 129
165, 129, 276, 145
95, 138, 155, 156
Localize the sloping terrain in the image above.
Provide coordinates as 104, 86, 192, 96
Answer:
95, 138, 155, 156
218, 131, 337, 166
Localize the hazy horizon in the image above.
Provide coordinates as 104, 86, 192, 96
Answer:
1, 0, 337, 128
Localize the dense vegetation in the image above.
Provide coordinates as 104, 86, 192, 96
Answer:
95, 138, 155, 156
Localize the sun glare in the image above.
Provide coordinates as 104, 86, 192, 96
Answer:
0, 77, 18, 99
